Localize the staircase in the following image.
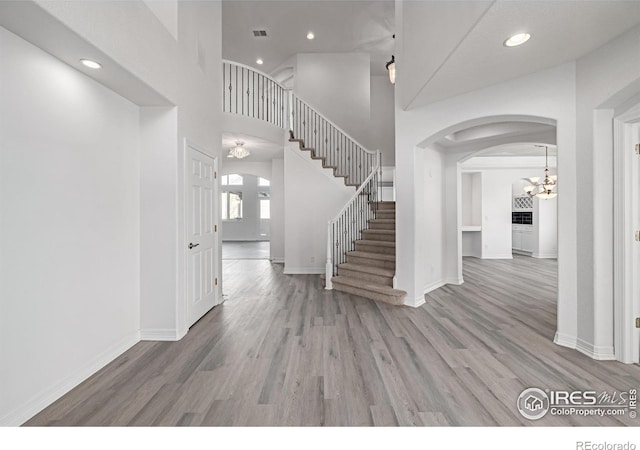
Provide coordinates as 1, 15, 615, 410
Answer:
221, 60, 406, 306
289, 130, 406, 305
331, 201, 407, 305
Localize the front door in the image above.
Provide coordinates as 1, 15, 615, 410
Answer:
187, 146, 218, 327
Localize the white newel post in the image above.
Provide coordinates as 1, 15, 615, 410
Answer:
325, 220, 333, 290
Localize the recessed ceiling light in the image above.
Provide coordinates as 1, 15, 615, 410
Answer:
256, 58, 264, 65
80, 59, 102, 69
306, 32, 314, 40
504, 33, 531, 47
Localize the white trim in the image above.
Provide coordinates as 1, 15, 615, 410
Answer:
481, 254, 514, 260
532, 252, 557, 259
445, 277, 464, 285
283, 266, 325, 275
270, 257, 285, 264
575, 338, 616, 361
554, 331, 577, 349
408, 296, 426, 308
423, 280, 446, 295
0, 331, 140, 426
613, 105, 640, 364
140, 329, 183, 341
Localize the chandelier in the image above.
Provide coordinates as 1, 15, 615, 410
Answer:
524, 145, 557, 199
228, 141, 250, 159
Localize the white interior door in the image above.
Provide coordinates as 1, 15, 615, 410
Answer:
187, 146, 219, 327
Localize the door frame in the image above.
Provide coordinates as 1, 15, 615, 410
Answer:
179, 139, 221, 336
613, 103, 640, 364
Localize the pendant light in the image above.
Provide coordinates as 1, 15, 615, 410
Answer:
386, 34, 396, 85
524, 145, 557, 199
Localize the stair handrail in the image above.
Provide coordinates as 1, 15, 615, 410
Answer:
290, 92, 377, 156
290, 92, 378, 186
222, 59, 287, 89
222, 59, 287, 129
325, 150, 382, 290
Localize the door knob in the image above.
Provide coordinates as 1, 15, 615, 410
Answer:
189, 243, 199, 249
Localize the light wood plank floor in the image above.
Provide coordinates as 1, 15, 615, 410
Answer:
26, 256, 639, 426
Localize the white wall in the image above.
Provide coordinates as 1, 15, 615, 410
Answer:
142, 0, 177, 40
0, 27, 141, 425
574, 24, 640, 358
270, 158, 285, 263
0, 0, 223, 425
422, 147, 445, 291
370, 75, 396, 165
534, 196, 558, 259
295, 53, 372, 149
140, 107, 178, 336
284, 142, 353, 274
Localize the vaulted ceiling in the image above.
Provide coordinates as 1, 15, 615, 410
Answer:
221, 0, 395, 76
400, 0, 640, 109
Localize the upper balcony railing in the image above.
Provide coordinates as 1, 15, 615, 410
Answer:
222, 60, 287, 129
222, 60, 380, 188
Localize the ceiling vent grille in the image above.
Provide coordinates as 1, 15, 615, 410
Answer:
253, 30, 268, 37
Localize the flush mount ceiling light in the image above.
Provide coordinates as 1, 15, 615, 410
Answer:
256, 58, 264, 65
80, 59, 102, 69
228, 141, 250, 159
523, 145, 557, 199
306, 32, 315, 40
504, 32, 531, 47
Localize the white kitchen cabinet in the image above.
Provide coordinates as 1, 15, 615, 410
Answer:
512, 225, 533, 253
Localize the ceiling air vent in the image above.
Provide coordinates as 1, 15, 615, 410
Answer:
253, 30, 268, 37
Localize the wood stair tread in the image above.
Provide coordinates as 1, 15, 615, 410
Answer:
338, 263, 395, 277
346, 251, 395, 262
362, 229, 395, 235
355, 240, 395, 248
331, 276, 407, 297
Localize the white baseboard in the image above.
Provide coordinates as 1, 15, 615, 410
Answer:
0, 330, 140, 426
283, 266, 324, 275
532, 252, 558, 259
270, 257, 284, 264
445, 277, 464, 285
408, 296, 426, 308
554, 331, 577, 349
481, 254, 514, 260
575, 338, 616, 361
140, 328, 183, 341
423, 280, 446, 295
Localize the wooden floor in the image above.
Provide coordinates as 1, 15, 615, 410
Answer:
26, 256, 639, 426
